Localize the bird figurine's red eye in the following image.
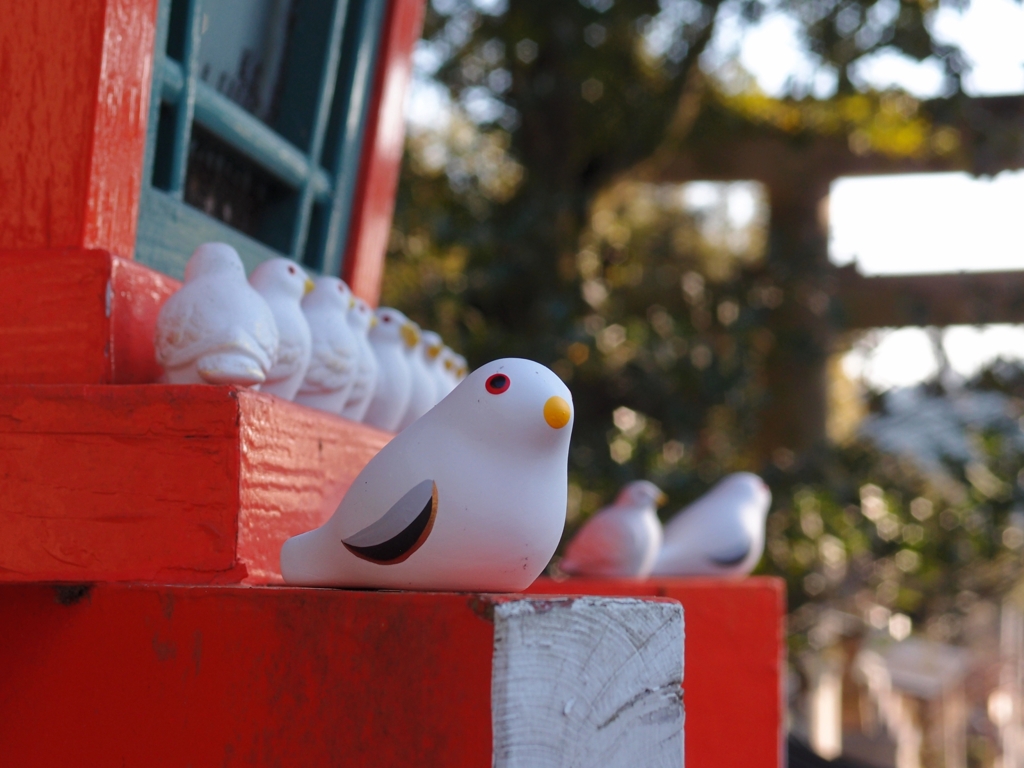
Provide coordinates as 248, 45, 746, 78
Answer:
485, 373, 510, 394
288, 265, 296, 274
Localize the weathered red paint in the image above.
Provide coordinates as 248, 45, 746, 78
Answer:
0, 385, 390, 584
529, 577, 786, 768
0, 584, 494, 766
0, 0, 157, 257
342, 0, 427, 305
0, 250, 177, 385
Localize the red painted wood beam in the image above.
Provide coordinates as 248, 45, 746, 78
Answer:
0, 0, 157, 257
0, 250, 177, 385
342, 0, 427, 305
0, 585, 684, 767
0, 585, 494, 766
0, 385, 390, 584
530, 577, 786, 768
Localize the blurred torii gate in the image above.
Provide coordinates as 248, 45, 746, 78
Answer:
648, 94, 1024, 464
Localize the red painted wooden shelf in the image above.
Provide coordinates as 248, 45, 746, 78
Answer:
0, 384, 390, 584
0, 584, 685, 767
530, 577, 786, 768
0, 249, 179, 386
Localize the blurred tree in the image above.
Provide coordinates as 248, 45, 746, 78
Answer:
380, 0, 1024, 654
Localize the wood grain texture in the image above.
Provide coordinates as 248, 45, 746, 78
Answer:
0, 585, 494, 766
237, 390, 392, 583
529, 577, 786, 768
0, 385, 240, 582
342, 0, 426, 304
0, 0, 156, 256
0, 250, 177, 384
491, 596, 684, 768
0, 385, 388, 584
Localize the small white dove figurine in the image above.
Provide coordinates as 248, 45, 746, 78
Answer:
362, 308, 417, 432
452, 353, 469, 384
652, 472, 772, 578
418, 331, 445, 406
339, 297, 379, 423
434, 347, 458, 398
395, 323, 439, 431
294, 277, 359, 413
560, 480, 666, 578
155, 242, 278, 386
248, 258, 314, 401
281, 358, 574, 591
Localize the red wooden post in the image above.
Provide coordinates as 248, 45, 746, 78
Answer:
0, 0, 157, 257
530, 577, 787, 768
343, 0, 426, 305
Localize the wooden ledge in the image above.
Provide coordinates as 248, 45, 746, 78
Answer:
530, 577, 786, 768
0, 584, 684, 768
0, 384, 390, 584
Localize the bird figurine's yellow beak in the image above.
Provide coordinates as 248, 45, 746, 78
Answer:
400, 323, 420, 349
369, 316, 378, 328
427, 343, 443, 360
349, 297, 356, 309
304, 278, 315, 295
657, 492, 669, 506
544, 396, 571, 429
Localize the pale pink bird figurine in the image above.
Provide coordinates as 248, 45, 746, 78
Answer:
560, 480, 667, 579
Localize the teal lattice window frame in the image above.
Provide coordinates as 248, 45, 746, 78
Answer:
136, 0, 390, 279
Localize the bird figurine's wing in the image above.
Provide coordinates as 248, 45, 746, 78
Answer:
154, 293, 211, 369
698, 518, 755, 568
561, 511, 637, 576
342, 479, 438, 564
156, 288, 277, 372
302, 334, 358, 392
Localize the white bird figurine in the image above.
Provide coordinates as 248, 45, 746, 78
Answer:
362, 308, 417, 432
395, 323, 438, 431
294, 277, 359, 413
281, 358, 575, 591
418, 330, 446, 406
339, 296, 379, 423
652, 472, 772, 578
434, 347, 458, 399
560, 480, 666, 578
452, 353, 469, 385
248, 258, 314, 401
155, 242, 278, 387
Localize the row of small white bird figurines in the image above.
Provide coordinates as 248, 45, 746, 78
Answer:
559, 473, 773, 580
154, 243, 467, 432
277, 355, 771, 591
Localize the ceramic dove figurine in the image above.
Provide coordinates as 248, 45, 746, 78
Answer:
281, 358, 574, 591
248, 258, 314, 401
435, 347, 458, 399
362, 308, 417, 432
155, 242, 278, 387
560, 481, 666, 578
294, 277, 359, 413
652, 472, 772, 578
395, 323, 439, 431
418, 330, 445, 406
452, 353, 469, 385
339, 296, 379, 423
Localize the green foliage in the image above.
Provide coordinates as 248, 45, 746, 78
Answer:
382, 0, 1013, 643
